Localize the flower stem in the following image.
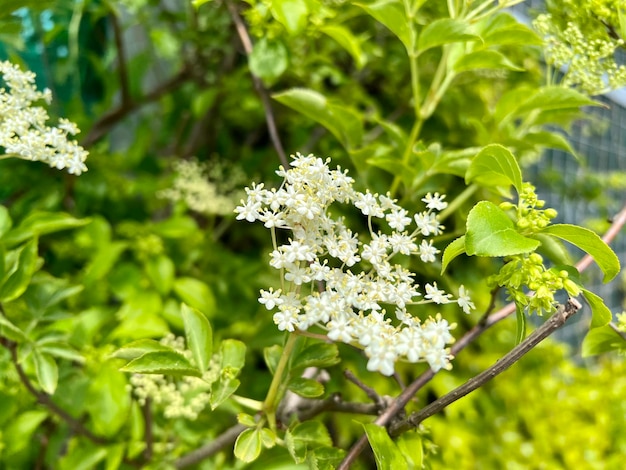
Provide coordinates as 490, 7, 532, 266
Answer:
262, 333, 299, 430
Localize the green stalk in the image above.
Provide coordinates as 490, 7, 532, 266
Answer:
262, 333, 299, 431
438, 183, 478, 222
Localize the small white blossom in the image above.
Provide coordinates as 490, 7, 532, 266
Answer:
259, 288, 283, 310
422, 192, 448, 211
457, 285, 475, 314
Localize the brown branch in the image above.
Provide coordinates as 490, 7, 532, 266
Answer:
224, 0, 289, 168
1, 338, 109, 445
345, 369, 384, 406
173, 423, 247, 469
389, 298, 582, 436
81, 67, 191, 148
108, 6, 132, 108
337, 201, 626, 469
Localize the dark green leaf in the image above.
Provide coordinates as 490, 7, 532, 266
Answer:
181, 303, 212, 372
120, 351, 201, 377
86, 362, 131, 437
264, 344, 282, 375
541, 224, 620, 282
465, 202, 540, 257
0, 315, 27, 342
0, 205, 11, 238
0, 238, 39, 302
286, 421, 333, 463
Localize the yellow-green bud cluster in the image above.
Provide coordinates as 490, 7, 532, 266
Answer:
501, 183, 558, 232
488, 253, 581, 315
129, 334, 220, 420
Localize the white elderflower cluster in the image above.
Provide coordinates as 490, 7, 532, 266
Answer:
129, 335, 220, 420
236, 153, 474, 376
0, 61, 88, 174
159, 159, 244, 216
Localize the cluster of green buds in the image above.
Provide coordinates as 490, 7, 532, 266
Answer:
489, 184, 581, 315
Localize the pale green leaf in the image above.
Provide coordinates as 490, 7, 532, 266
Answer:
120, 351, 201, 377
287, 377, 325, 398
516, 86, 599, 115
270, 0, 309, 35
286, 421, 333, 463
292, 342, 340, 371
582, 325, 625, 357
173, 277, 216, 317
418, 18, 480, 53
111, 339, 174, 360
234, 428, 262, 463
181, 303, 212, 372
0, 237, 39, 302
249, 38, 288, 85
582, 288, 612, 329
541, 224, 620, 282
465, 144, 523, 196
362, 423, 409, 470
0, 205, 12, 238
441, 236, 466, 274
466, 202, 540, 257
33, 350, 58, 395
355, 0, 410, 49
320, 25, 366, 69
454, 50, 523, 72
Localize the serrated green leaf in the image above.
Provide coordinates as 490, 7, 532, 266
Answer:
465, 144, 522, 196
418, 18, 480, 53
111, 339, 174, 361
181, 303, 212, 372
320, 25, 366, 69
466, 202, 540, 257
286, 421, 333, 464
362, 423, 409, 470
260, 427, 277, 449
582, 325, 625, 356
292, 342, 340, 371
120, 351, 201, 377
288, 377, 325, 398
541, 224, 620, 282
173, 277, 216, 317
441, 236, 467, 274
582, 288, 612, 329
234, 428, 262, 463
33, 350, 58, 395
0, 238, 39, 302
238, 413, 257, 427
355, 0, 410, 50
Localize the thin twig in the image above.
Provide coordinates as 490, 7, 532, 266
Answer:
389, 298, 582, 436
108, 4, 132, 107
337, 202, 626, 469
173, 423, 247, 469
345, 370, 383, 406
224, 0, 289, 168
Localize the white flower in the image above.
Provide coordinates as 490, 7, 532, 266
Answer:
414, 211, 444, 236
259, 288, 283, 310
418, 239, 439, 263
424, 282, 452, 304
457, 285, 475, 314
386, 208, 412, 231
422, 192, 448, 211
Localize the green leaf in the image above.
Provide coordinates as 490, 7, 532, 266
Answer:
264, 344, 283, 375
465, 144, 523, 196
418, 18, 480, 53
320, 25, 366, 69
181, 303, 212, 372
396, 430, 423, 468
454, 50, 523, 72
292, 342, 340, 371
0, 238, 39, 302
173, 277, 216, 317
286, 421, 333, 463
582, 325, 625, 356
581, 288, 612, 329
120, 351, 201, 377
362, 423, 409, 470
3, 410, 48, 455
211, 377, 241, 409
287, 377, 325, 398
111, 339, 175, 361
531, 233, 573, 265
541, 224, 620, 282
480, 14, 542, 46
355, 0, 411, 50
0, 315, 27, 342
366, 155, 418, 184
0, 205, 12, 238
86, 362, 131, 437
234, 428, 262, 463
249, 38, 288, 85
221, 339, 246, 371
273, 88, 363, 149
522, 130, 580, 160
270, 0, 309, 35
441, 236, 467, 274
152, 216, 198, 238
516, 86, 600, 115
145, 255, 175, 295
515, 304, 526, 345
33, 350, 58, 395
2, 212, 89, 247
465, 202, 540, 257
